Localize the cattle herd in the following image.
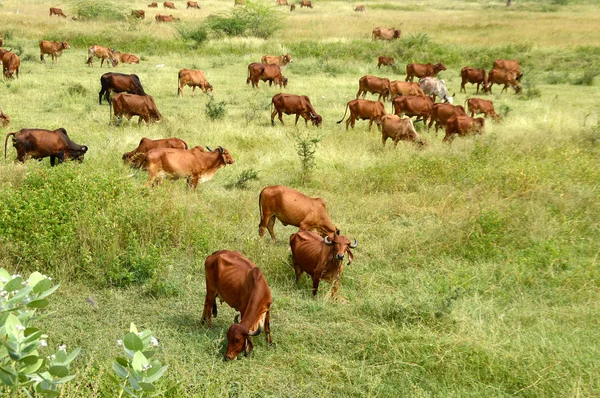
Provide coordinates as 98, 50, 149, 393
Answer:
0, 2, 528, 360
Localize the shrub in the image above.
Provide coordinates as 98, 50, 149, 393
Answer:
572, 69, 598, 86
205, 96, 227, 120
293, 133, 322, 184
225, 169, 260, 190
67, 83, 88, 96
175, 24, 209, 48
206, 0, 284, 39
70, 0, 126, 21
518, 80, 541, 100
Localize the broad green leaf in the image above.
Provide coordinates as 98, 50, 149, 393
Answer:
48, 365, 69, 378
138, 382, 156, 392
0, 312, 10, 328
131, 351, 148, 373
54, 349, 67, 364
144, 365, 167, 383
116, 357, 129, 367
0, 367, 16, 386
5, 313, 23, 342
4, 277, 23, 292
20, 342, 40, 355
37, 389, 60, 397
6, 286, 33, 306
63, 347, 80, 364
20, 358, 44, 375
27, 299, 49, 309
142, 350, 155, 359
129, 322, 138, 334
129, 372, 141, 391
23, 330, 42, 344
36, 284, 60, 300
54, 374, 76, 385
121, 384, 139, 397
28, 272, 45, 288
32, 279, 52, 294
20, 355, 39, 365
0, 269, 11, 286
124, 333, 144, 352
113, 361, 129, 378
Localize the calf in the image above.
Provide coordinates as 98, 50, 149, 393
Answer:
428, 103, 467, 133
271, 93, 322, 127
5, 128, 88, 166
300, 0, 313, 8
164, 1, 177, 8
443, 115, 485, 143
187, 1, 201, 8
87, 45, 118, 68
390, 81, 425, 98
2, 52, 20, 79
377, 56, 394, 69
405, 62, 446, 82
1, 110, 10, 129
290, 4, 295, 10
381, 115, 424, 147
39, 40, 70, 63
155, 14, 179, 22
354, 5, 365, 11
337, 99, 386, 131
372, 27, 401, 41
123, 137, 188, 168
114, 52, 140, 64
247, 63, 287, 88
261, 54, 293, 68
178, 69, 213, 96
111, 93, 161, 126
356, 75, 391, 102
392, 95, 435, 125
487, 69, 522, 94
460, 67, 489, 94
49, 7, 66, 17
465, 98, 500, 121
131, 9, 146, 18
99, 73, 146, 105
148, 2, 158, 7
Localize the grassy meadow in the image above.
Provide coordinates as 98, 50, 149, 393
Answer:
1, 0, 599, 396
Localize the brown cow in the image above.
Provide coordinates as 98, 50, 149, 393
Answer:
144, 146, 234, 189
389, 81, 425, 98
4, 128, 87, 166
372, 27, 401, 41
428, 103, 467, 133
405, 63, 447, 82
148, 2, 158, 7
381, 115, 424, 147
460, 67, 489, 94
99, 73, 146, 105
259, 185, 338, 242
0, 110, 10, 129
354, 5, 365, 11
111, 93, 161, 126
487, 69, 522, 94
290, 4, 295, 10
178, 69, 213, 96
271, 94, 322, 127
377, 56, 394, 69
247, 63, 287, 88
0, 38, 3, 47
2, 52, 20, 79
114, 52, 140, 64
49, 7, 66, 17
122, 137, 188, 168
131, 9, 146, 19
187, 1, 201, 8
337, 99, 386, 131
202, 250, 272, 360
261, 54, 293, 68
443, 115, 485, 143
164, 1, 177, 9
356, 75, 391, 102
39, 41, 70, 63
277, 0, 289, 5
392, 95, 435, 125
155, 14, 179, 22
235, 0, 245, 5
86, 45, 118, 67
300, 0, 313, 8
290, 231, 357, 298
465, 98, 500, 121
493, 59, 522, 81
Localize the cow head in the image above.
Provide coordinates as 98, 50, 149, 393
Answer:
394, 29, 401, 38
217, 146, 235, 165
283, 54, 293, 64
434, 63, 447, 73
514, 84, 522, 94
62, 42, 71, 50
224, 316, 262, 360
110, 58, 119, 67
67, 145, 88, 163
206, 83, 214, 93
323, 233, 358, 266
444, 93, 455, 104
0, 112, 9, 128
282, 77, 289, 88
310, 112, 322, 127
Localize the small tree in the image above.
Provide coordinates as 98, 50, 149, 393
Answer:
293, 133, 322, 184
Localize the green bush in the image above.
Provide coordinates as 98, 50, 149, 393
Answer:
175, 24, 209, 48
206, 0, 284, 39
205, 96, 227, 120
225, 169, 260, 190
70, 0, 126, 21
572, 69, 598, 86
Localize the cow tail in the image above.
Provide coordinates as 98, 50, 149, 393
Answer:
177, 71, 182, 96
109, 96, 113, 123
132, 75, 146, 96
336, 103, 349, 124
4, 132, 16, 159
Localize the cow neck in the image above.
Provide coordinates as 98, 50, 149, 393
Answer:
239, 277, 264, 332
204, 150, 225, 169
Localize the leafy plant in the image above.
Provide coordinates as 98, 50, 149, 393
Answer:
206, 0, 284, 39
71, 0, 126, 21
205, 96, 227, 120
225, 169, 260, 190
293, 133, 322, 184
175, 24, 209, 48
571, 69, 598, 86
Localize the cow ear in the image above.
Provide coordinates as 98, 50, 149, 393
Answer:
82, 146, 88, 152
243, 337, 254, 356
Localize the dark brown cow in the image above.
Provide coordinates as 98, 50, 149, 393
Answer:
354, 5, 365, 11
380, 115, 424, 147
270, 94, 322, 127
87, 45, 118, 67
131, 9, 146, 18
1, 110, 10, 129
49, 7, 66, 17
148, 2, 158, 7
113, 52, 140, 64
300, 0, 313, 8
356, 75, 391, 102
178, 69, 213, 96
4, 128, 88, 166
290, 3, 295, 10
290, 231, 357, 298
493, 59, 522, 81
202, 250, 272, 360
122, 137, 188, 168
247, 63, 287, 88
99, 73, 146, 105
0, 38, 3, 47
187, 1, 201, 8
337, 99, 386, 130
2, 52, 20, 79
39, 41, 70, 63
155, 14, 179, 22
390, 81, 425, 98
261, 54, 293, 68
460, 67, 489, 94
428, 103, 467, 133
377, 56, 394, 69
405, 63, 446, 82
465, 98, 500, 121
164, 1, 177, 8
392, 95, 435, 125
258, 185, 337, 242
277, 0, 289, 5
111, 93, 161, 126
143, 146, 234, 189
487, 69, 522, 94
372, 27, 401, 41
443, 115, 485, 143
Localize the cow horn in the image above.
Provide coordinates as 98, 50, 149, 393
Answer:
248, 326, 262, 336
323, 236, 333, 246
206, 146, 212, 151
218, 146, 224, 153
349, 238, 358, 248
234, 314, 240, 324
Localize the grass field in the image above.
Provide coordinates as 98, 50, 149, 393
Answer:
1, 0, 599, 396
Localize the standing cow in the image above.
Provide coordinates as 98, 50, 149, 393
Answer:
443, 115, 485, 143
356, 75, 391, 102
187, 1, 201, 8
372, 27, 401, 41
111, 93, 161, 125
123, 137, 189, 168
270, 93, 322, 127
39, 41, 70, 63
419, 77, 454, 103
99, 73, 146, 105
465, 98, 500, 121
2, 52, 20, 79
178, 69, 213, 96
87, 45, 118, 67
380, 115, 424, 147
4, 128, 88, 166
337, 99, 386, 131
460, 67, 489, 94
405, 62, 446, 82
49, 7, 67, 17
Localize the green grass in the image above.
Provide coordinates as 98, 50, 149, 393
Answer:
1, 0, 600, 396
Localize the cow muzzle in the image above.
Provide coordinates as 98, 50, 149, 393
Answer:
336, 253, 345, 261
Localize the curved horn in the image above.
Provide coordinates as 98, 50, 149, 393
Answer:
323, 235, 333, 246
349, 238, 358, 248
248, 326, 262, 336
234, 314, 240, 324
218, 146, 224, 153
206, 146, 213, 151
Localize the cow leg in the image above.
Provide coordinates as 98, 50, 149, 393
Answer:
100, 58, 104, 67
355, 88, 362, 99
192, 86, 196, 96
278, 111, 284, 125
311, 277, 320, 298
202, 292, 218, 326
270, 109, 277, 126
40, 53, 45, 63
382, 135, 387, 146
368, 119, 373, 130
293, 263, 302, 282
264, 311, 272, 345
295, 114, 300, 125
266, 216, 277, 242
476, 83, 480, 94
50, 156, 56, 166
501, 84, 508, 94
346, 117, 351, 130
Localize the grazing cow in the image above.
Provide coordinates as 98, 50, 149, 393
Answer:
2, 52, 20, 79
144, 146, 234, 189
405, 62, 446, 82
202, 250, 272, 360
122, 137, 188, 168
235, 0, 245, 5
39, 41, 70, 63
114, 52, 140, 64
487, 69, 522, 94
390, 81, 425, 98
290, 231, 357, 298
460, 67, 489, 94
49, 7, 66, 17
99, 73, 146, 105
337, 99, 386, 131
354, 5, 365, 11
261, 54, 293, 68
148, 2, 158, 7
356, 75, 391, 102
290, 4, 295, 10
178, 69, 213, 96
377, 56, 394, 69
428, 103, 467, 133
372, 27, 401, 41
493, 59, 522, 81
381, 115, 424, 147
465, 98, 500, 121
258, 186, 338, 242
300, 0, 313, 8
187, 1, 201, 8
419, 77, 454, 103
0, 38, 2, 47
443, 115, 485, 143
0, 110, 10, 129
164, 1, 176, 8
4, 128, 87, 166
86, 45, 118, 68
111, 93, 161, 126
131, 9, 146, 19
392, 95, 435, 125
271, 94, 322, 127
155, 14, 179, 22
277, 0, 289, 5
247, 63, 287, 88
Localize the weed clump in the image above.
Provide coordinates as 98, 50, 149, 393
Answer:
206, 0, 284, 39
176, 24, 209, 48
205, 96, 227, 120
225, 169, 260, 190
293, 133, 322, 184
572, 69, 598, 86
71, 0, 126, 21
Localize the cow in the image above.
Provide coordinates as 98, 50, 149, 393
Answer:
354, 5, 365, 11
0, 110, 10, 129
39, 41, 70, 63
202, 250, 272, 360
235, 0, 245, 5
131, 9, 146, 18
389, 81, 425, 98
443, 115, 485, 143
2, 52, 20, 79
111, 93, 161, 126
460, 67, 489, 94
405, 62, 446, 82
465, 98, 500, 121
290, 231, 357, 298
270, 94, 322, 127
356, 75, 391, 102
300, 0, 313, 8
259, 185, 338, 242
261, 54, 293, 68
337, 99, 386, 131
377, 56, 394, 69
4, 128, 88, 166
86, 45, 118, 68
0, 38, 2, 47
372, 27, 401, 41
148, 2, 158, 7
113, 52, 140, 64
277, 0, 289, 5
187, 1, 201, 8
178, 69, 213, 97
380, 115, 424, 147
290, 4, 295, 10
99, 73, 146, 105
419, 77, 454, 103
247, 63, 287, 89
122, 137, 188, 168
392, 95, 435, 125
428, 103, 467, 133
164, 1, 176, 8
143, 146, 234, 189
49, 7, 66, 17
493, 59, 522, 81
155, 14, 179, 22
487, 69, 522, 94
